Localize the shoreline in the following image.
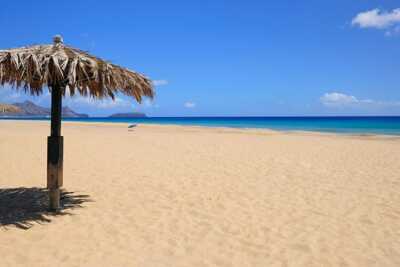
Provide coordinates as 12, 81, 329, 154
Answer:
1, 119, 400, 139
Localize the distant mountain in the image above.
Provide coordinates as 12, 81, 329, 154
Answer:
109, 112, 146, 118
0, 101, 89, 118
13, 101, 49, 116
62, 106, 89, 118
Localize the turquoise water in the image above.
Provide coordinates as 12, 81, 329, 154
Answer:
2, 116, 400, 135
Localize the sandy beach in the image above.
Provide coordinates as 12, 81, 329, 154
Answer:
0, 120, 399, 267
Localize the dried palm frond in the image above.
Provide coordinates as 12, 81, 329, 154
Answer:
0, 35, 154, 103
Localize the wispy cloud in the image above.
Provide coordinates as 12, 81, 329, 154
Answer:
320, 92, 400, 108
152, 80, 168, 86
0, 86, 132, 109
67, 96, 131, 109
184, 101, 196, 108
61, 89, 133, 109
352, 8, 400, 36
320, 92, 359, 106
0, 86, 32, 103
385, 25, 400, 36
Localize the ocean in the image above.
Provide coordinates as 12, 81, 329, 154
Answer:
2, 116, 400, 135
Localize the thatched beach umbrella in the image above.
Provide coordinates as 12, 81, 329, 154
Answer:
0, 35, 154, 210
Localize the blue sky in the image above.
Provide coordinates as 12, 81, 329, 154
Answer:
1, 0, 400, 116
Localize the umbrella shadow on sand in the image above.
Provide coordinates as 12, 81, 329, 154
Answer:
0, 187, 92, 230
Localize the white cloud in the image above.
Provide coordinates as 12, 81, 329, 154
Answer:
352, 8, 400, 30
320, 92, 400, 108
320, 92, 359, 106
184, 101, 196, 108
152, 80, 168, 86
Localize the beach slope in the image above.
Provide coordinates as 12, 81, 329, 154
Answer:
0, 121, 399, 266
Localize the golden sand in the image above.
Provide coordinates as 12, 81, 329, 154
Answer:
1, 120, 399, 266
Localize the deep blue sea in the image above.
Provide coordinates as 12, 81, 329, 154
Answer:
2, 116, 400, 135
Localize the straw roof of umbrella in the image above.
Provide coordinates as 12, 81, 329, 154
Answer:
0, 35, 154, 102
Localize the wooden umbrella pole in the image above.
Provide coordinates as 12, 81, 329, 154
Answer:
47, 83, 64, 211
